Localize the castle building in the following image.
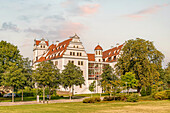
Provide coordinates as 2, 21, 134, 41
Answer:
33, 34, 123, 94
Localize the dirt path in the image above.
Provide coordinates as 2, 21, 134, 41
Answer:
0, 97, 104, 106
0, 98, 85, 106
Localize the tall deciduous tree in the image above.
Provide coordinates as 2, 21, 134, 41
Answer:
32, 60, 60, 103
61, 63, 85, 100
115, 38, 164, 93
0, 40, 24, 102
18, 57, 32, 101
165, 62, 170, 88
121, 72, 138, 94
100, 65, 118, 96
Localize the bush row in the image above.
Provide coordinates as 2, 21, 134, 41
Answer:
83, 97, 101, 103
103, 93, 139, 102
153, 90, 170, 100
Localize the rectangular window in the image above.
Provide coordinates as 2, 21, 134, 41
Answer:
80, 53, 82, 56
77, 52, 79, 56
73, 52, 75, 56
78, 61, 81, 65
72, 61, 74, 64
70, 52, 72, 55
81, 61, 83, 65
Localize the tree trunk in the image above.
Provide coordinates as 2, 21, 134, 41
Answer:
114, 89, 115, 101
69, 87, 72, 100
72, 86, 74, 96
128, 89, 129, 95
22, 88, 23, 101
137, 86, 141, 93
43, 87, 45, 103
49, 88, 51, 100
12, 87, 14, 102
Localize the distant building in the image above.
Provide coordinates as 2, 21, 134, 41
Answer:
33, 34, 124, 94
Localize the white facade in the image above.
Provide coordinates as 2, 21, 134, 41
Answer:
33, 34, 123, 94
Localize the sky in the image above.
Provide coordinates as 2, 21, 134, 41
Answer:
0, 0, 170, 67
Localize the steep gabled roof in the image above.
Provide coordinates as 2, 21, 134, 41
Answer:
36, 38, 72, 62
102, 44, 123, 62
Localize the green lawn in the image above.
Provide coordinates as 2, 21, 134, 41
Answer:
0, 100, 170, 113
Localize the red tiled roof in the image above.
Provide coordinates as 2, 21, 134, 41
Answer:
87, 54, 95, 61
36, 40, 49, 46
87, 44, 124, 62
94, 45, 103, 50
36, 38, 72, 62
102, 44, 124, 62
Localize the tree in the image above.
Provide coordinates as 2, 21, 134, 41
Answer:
100, 65, 118, 96
18, 57, 32, 101
121, 72, 138, 94
165, 62, 170, 88
61, 63, 85, 100
32, 60, 60, 103
111, 80, 121, 100
0, 40, 24, 102
115, 38, 164, 93
89, 81, 96, 97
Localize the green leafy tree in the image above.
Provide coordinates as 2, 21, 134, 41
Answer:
89, 81, 96, 97
18, 57, 32, 101
115, 38, 164, 93
121, 72, 138, 94
32, 60, 60, 103
165, 62, 170, 88
111, 80, 121, 100
100, 65, 118, 96
0, 40, 24, 102
61, 63, 85, 100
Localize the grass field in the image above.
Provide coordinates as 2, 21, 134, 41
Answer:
0, 100, 169, 113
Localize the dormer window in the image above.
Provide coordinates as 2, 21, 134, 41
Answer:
113, 56, 116, 60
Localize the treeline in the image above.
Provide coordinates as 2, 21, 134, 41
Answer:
95, 38, 170, 99
0, 40, 85, 102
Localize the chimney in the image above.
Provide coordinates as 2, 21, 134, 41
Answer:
56, 40, 59, 46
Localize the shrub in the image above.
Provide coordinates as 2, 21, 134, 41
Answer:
94, 97, 101, 102
166, 90, 170, 99
83, 97, 101, 103
119, 94, 129, 101
140, 87, 146, 96
146, 87, 152, 96
103, 96, 114, 101
154, 91, 167, 100
127, 93, 139, 102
